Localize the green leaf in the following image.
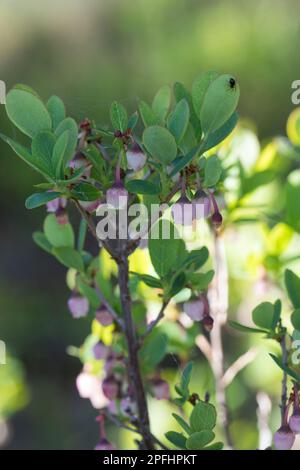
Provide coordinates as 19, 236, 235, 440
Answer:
126, 179, 160, 195
77, 219, 88, 251
252, 302, 275, 330
0, 133, 52, 179
25, 191, 61, 210
82, 144, 103, 174
143, 126, 177, 165
167, 99, 190, 143
139, 100, 160, 127
204, 155, 222, 187
286, 170, 300, 232
76, 277, 100, 309
70, 182, 101, 201
186, 430, 215, 450
229, 320, 268, 334
165, 431, 186, 449
148, 222, 187, 278
52, 247, 84, 271
182, 247, 209, 271
139, 330, 168, 369
272, 299, 282, 330
52, 130, 69, 178
168, 272, 186, 297
32, 231, 53, 254
203, 442, 224, 450
190, 401, 217, 432
131, 273, 162, 288
44, 214, 74, 248
200, 74, 240, 135
186, 270, 214, 291
180, 361, 193, 392
47, 95, 66, 130
203, 112, 238, 152
269, 354, 300, 383
285, 269, 300, 308
178, 123, 197, 155
55, 117, 78, 165
110, 101, 128, 132
172, 414, 192, 435
173, 82, 202, 139
192, 71, 219, 119
291, 309, 300, 331
31, 131, 56, 176
152, 85, 171, 122
128, 111, 139, 130
5, 88, 51, 138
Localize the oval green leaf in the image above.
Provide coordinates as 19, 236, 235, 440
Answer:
6, 88, 51, 138
200, 74, 240, 135
143, 125, 177, 165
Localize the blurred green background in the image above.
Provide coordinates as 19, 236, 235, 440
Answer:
1, 0, 300, 450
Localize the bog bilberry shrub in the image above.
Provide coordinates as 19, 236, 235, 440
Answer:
4, 72, 300, 450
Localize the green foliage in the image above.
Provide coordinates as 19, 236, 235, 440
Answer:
47, 95, 66, 130
252, 302, 276, 330
285, 269, 300, 308
166, 364, 222, 450
5, 88, 51, 138
152, 85, 171, 122
200, 74, 240, 135
192, 71, 218, 119
52, 247, 84, 271
143, 125, 177, 165
190, 401, 217, 432
167, 99, 190, 143
44, 214, 74, 248
110, 101, 128, 132
25, 191, 61, 209
125, 179, 161, 195
203, 155, 222, 187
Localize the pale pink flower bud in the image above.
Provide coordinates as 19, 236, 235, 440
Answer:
46, 194, 67, 213
192, 189, 211, 220
126, 143, 147, 171
68, 294, 89, 318
289, 413, 300, 434
151, 378, 170, 400
55, 206, 69, 225
69, 152, 91, 177
183, 299, 205, 321
79, 199, 101, 213
202, 315, 214, 332
211, 211, 223, 228
171, 196, 193, 226
94, 438, 116, 451
96, 306, 114, 326
120, 396, 137, 415
102, 376, 119, 400
274, 425, 295, 450
93, 341, 108, 360
106, 184, 128, 209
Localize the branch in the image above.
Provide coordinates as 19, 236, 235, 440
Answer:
208, 231, 233, 448
196, 334, 213, 363
280, 333, 288, 421
139, 300, 170, 344
104, 410, 168, 450
118, 255, 155, 449
221, 347, 258, 388
256, 392, 272, 450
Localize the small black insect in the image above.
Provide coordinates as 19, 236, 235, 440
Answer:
229, 77, 236, 89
